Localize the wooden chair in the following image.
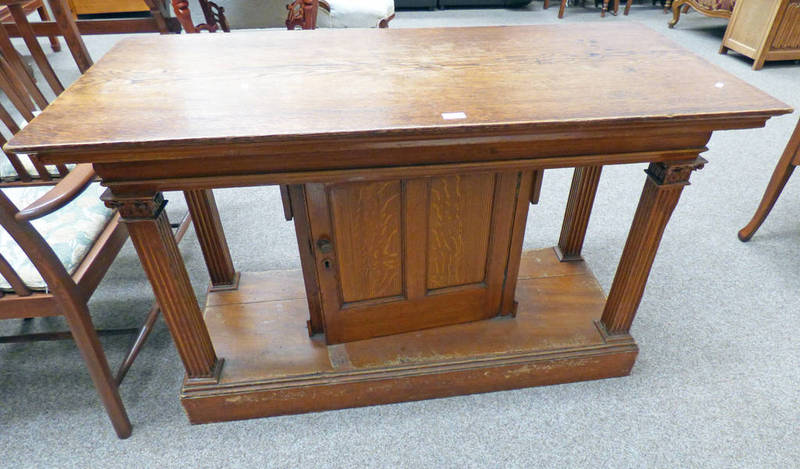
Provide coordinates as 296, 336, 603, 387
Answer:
0, 0, 93, 99
286, 0, 394, 30
0, 10, 190, 438
739, 116, 800, 242
0, 0, 59, 52
0, 0, 180, 51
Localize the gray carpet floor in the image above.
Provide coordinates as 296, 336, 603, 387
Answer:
1, 5, 798, 468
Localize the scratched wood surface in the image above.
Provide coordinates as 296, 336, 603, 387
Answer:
6, 23, 790, 156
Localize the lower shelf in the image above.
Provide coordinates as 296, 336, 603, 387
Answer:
181, 247, 638, 424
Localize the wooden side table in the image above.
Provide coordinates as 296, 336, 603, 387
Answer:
720, 0, 800, 70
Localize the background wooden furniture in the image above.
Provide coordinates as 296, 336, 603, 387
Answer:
7, 24, 789, 425
668, 0, 733, 28
720, 0, 800, 70
171, 0, 228, 33
68, 0, 148, 15
739, 116, 800, 240
0, 0, 180, 38
544, 0, 630, 19
286, 0, 393, 29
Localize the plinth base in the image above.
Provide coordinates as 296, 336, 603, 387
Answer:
181, 248, 638, 424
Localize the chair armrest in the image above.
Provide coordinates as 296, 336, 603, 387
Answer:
15, 164, 96, 221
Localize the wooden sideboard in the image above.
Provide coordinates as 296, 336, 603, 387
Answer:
720, 0, 800, 70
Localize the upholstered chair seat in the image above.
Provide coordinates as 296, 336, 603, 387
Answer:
0, 183, 113, 290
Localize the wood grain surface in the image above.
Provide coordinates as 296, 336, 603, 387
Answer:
6, 23, 790, 157
427, 174, 494, 290
329, 180, 403, 302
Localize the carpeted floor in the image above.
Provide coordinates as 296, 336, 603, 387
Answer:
1, 5, 798, 468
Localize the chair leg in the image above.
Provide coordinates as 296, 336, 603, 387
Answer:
36, 5, 61, 52
559, 0, 566, 17
114, 212, 192, 384
738, 120, 800, 242
668, 0, 684, 27
63, 300, 132, 438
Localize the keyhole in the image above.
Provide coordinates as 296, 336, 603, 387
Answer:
322, 259, 332, 270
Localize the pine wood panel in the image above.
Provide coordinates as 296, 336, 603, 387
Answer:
427, 173, 494, 290
329, 180, 403, 303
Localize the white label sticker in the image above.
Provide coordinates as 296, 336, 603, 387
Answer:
441, 112, 467, 120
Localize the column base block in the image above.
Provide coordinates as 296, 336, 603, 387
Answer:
181, 248, 638, 424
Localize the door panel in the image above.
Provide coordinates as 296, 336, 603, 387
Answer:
329, 180, 403, 303
427, 173, 495, 290
301, 171, 524, 344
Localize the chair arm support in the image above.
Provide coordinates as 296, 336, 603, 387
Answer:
15, 164, 96, 221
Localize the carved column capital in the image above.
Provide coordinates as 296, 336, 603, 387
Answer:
645, 157, 707, 186
101, 190, 167, 221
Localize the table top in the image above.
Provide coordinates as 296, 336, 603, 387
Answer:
7, 23, 790, 159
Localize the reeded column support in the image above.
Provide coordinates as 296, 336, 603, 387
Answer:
600, 157, 706, 336
183, 189, 238, 291
556, 165, 603, 262
103, 191, 223, 383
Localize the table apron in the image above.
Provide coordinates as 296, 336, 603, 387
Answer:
93, 146, 708, 193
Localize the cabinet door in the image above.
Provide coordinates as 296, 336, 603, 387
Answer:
302, 172, 522, 344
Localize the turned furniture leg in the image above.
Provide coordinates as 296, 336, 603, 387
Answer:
739, 119, 800, 241
172, 0, 197, 33
104, 191, 223, 383
668, 0, 683, 28
556, 165, 602, 262
47, 0, 93, 73
600, 158, 706, 336
36, 3, 61, 52
624, 0, 632, 15
183, 189, 238, 290
558, 0, 566, 18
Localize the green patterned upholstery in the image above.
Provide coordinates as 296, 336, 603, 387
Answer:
0, 183, 114, 291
